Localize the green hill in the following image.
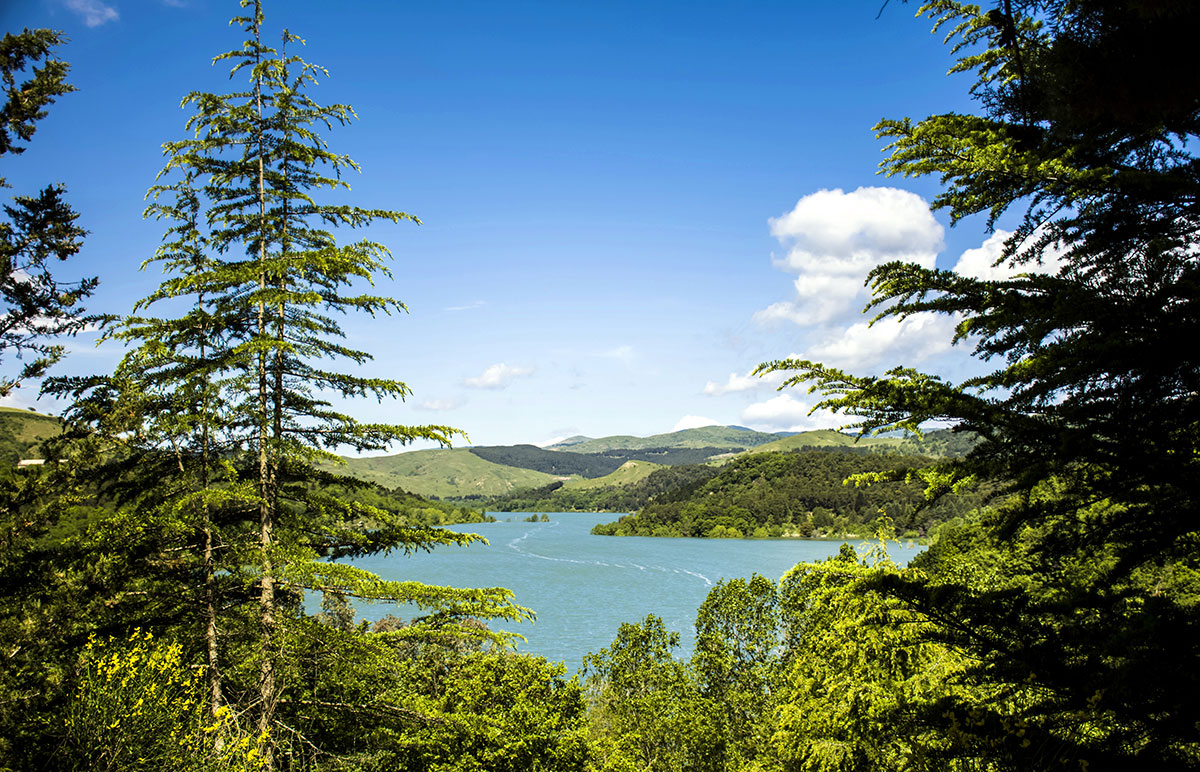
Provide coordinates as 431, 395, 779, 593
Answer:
549, 425, 780, 454
592, 448, 986, 539
744, 429, 900, 455
743, 428, 976, 458
0, 408, 62, 466
561, 460, 664, 490
469, 444, 625, 478
330, 448, 561, 499
480, 461, 719, 513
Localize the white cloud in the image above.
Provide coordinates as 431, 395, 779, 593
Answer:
703, 366, 790, 396
740, 393, 842, 433
806, 313, 958, 370
601, 344, 634, 360
704, 372, 761, 395
759, 187, 943, 324
954, 229, 1065, 281
64, 0, 119, 26
672, 415, 720, 432
463, 363, 534, 390
419, 397, 464, 411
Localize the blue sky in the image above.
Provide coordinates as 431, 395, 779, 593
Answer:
2, 0, 1026, 449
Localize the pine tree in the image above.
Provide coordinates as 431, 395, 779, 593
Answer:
79, 2, 535, 766
0, 29, 98, 396
758, 2, 1200, 768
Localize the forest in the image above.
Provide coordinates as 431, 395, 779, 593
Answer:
2, 1, 1198, 771
468, 444, 745, 477
589, 448, 986, 539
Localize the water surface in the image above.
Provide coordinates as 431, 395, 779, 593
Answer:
344, 512, 923, 668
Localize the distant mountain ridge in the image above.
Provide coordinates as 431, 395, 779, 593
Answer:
469, 443, 748, 478
332, 425, 974, 500
545, 425, 783, 453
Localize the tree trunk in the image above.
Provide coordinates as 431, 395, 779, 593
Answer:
252, 5, 276, 767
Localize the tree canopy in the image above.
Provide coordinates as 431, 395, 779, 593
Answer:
0, 29, 97, 397
757, 1, 1200, 768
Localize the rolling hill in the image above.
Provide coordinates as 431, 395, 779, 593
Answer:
329, 448, 561, 499
561, 459, 665, 490
329, 426, 977, 501
743, 429, 901, 455
592, 448, 986, 539
743, 428, 975, 458
0, 407, 62, 465
469, 444, 626, 478
547, 425, 781, 453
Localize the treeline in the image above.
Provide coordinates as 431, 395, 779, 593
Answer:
469, 444, 626, 478
464, 462, 721, 512
468, 443, 741, 478
591, 449, 986, 538
313, 478, 493, 527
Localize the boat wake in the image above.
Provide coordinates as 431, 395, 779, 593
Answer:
505, 530, 712, 585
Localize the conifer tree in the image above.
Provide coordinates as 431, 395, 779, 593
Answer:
0, 29, 97, 395
759, 2, 1200, 768
83, 2, 535, 766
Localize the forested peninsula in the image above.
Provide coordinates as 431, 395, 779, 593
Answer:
3, 2, 1198, 772
589, 448, 985, 538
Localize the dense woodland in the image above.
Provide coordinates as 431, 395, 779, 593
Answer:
468, 443, 744, 477
2, 2, 1198, 771
590, 448, 986, 538
470, 461, 723, 513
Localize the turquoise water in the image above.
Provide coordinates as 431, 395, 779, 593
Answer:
343, 512, 924, 669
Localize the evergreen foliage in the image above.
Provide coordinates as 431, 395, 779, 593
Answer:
478, 461, 721, 514
5, 5, 530, 770
0, 29, 98, 397
468, 443, 741, 478
755, 1, 1200, 768
591, 449, 985, 538
4, 3, 1197, 771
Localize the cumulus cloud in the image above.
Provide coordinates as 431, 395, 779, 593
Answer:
739, 393, 842, 433
704, 372, 761, 395
761, 187, 944, 324
703, 365, 790, 396
419, 397, 464, 411
954, 229, 1066, 281
805, 313, 958, 370
672, 415, 721, 432
463, 363, 534, 390
64, 0, 119, 26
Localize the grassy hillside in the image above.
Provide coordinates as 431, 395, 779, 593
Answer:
744, 429, 901, 455
479, 462, 719, 513
331, 448, 561, 499
550, 425, 780, 453
0, 408, 62, 465
743, 428, 976, 458
561, 460, 664, 490
469, 444, 625, 478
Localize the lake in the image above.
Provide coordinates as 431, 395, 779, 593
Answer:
342, 512, 924, 669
